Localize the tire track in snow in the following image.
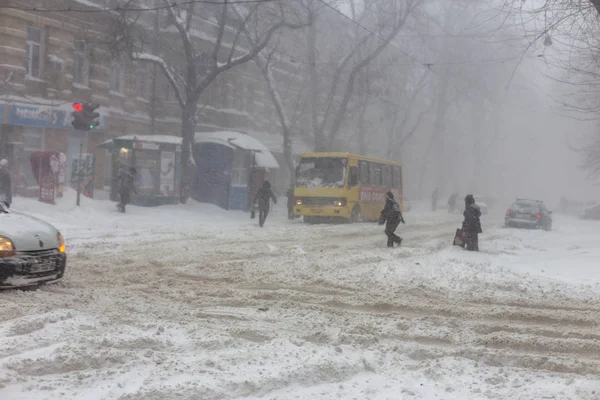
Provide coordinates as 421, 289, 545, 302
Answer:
1, 214, 599, 398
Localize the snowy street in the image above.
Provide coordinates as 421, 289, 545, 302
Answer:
1, 198, 599, 399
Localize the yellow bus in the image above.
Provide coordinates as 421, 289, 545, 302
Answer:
293, 152, 404, 223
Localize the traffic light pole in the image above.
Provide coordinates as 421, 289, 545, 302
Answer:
76, 136, 83, 207
71, 102, 100, 206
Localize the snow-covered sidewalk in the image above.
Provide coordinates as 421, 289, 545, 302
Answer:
0, 194, 599, 399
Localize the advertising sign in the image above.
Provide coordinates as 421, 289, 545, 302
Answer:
5, 104, 106, 130
70, 153, 95, 198
160, 151, 175, 195
359, 187, 402, 204
39, 175, 56, 204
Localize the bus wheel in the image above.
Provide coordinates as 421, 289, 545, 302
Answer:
350, 206, 361, 223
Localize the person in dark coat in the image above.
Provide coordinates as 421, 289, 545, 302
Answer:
462, 194, 482, 251
379, 191, 405, 247
447, 192, 458, 213
286, 188, 295, 220
253, 181, 277, 227
117, 166, 137, 213
0, 159, 12, 208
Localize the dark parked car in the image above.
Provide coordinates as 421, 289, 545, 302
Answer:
505, 198, 552, 231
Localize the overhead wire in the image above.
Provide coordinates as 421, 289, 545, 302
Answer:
0, 0, 275, 13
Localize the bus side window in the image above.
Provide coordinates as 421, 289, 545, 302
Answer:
370, 163, 382, 186
349, 166, 358, 187
393, 166, 402, 188
359, 161, 369, 184
382, 165, 392, 188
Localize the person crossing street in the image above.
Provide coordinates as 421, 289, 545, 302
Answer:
379, 191, 405, 247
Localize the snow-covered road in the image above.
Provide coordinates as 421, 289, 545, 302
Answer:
1, 196, 599, 399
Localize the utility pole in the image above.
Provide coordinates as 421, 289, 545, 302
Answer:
76, 138, 84, 206
71, 102, 100, 206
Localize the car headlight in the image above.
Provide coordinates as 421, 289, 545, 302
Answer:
0, 236, 15, 258
57, 232, 66, 253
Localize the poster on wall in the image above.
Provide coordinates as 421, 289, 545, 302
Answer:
160, 151, 175, 195
70, 154, 96, 198
39, 175, 55, 204
49, 152, 66, 197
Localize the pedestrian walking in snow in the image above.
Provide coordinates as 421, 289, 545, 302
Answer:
432, 187, 439, 212
379, 191, 405, 248
462, 194, 482, 251
0, 159, 12, 208
253, 181, 277, 227
447, 192, 458, 213
117, 166, 137, 213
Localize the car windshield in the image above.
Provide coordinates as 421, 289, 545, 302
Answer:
512, 201, 540, 213
296, 157, 347, 188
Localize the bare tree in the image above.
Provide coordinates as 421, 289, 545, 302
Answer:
110, 0, 306, 202
501, 0, 600, 176
305, 0, 425, 151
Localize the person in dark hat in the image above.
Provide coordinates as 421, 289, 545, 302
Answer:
117, 166, 138, 213
253, 180, 277, 227
379, 191, 405, 247
462, 194, 482, 251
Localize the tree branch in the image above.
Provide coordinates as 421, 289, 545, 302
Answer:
132, 52, 185, 108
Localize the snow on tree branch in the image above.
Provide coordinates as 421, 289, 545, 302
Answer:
132, 52, 185, 107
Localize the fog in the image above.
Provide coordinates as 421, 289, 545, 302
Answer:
352, 0, 600, 207
231, 0, 600, 209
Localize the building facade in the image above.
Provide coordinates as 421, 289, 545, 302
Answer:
0, 0, 310, 200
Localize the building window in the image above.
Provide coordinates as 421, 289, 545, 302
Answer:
73, 40, 89, 86
136, 63, 150, 99
110, 53, 125, 93
233, 85, 244, 111
244, 87, 254, 113
26, 26, 43, 78
220, 80, 230, 108
164, 80, 174, 102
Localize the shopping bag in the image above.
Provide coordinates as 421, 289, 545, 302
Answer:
453, 228, 465, 248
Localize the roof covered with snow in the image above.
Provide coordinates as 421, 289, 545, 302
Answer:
99, 135, 182, 149
195, 131, 279, 169
112, 135, 183, 144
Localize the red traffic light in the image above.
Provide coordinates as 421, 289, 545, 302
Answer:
72, 103, 83, 112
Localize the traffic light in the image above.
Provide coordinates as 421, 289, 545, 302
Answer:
71, 102, 100, 131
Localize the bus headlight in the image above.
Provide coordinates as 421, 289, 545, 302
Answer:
333, 199, 346, 207
296, 199, 303, 206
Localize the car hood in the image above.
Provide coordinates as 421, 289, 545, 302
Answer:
0, 211, 60, 251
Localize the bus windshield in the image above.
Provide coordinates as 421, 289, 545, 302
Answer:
296, 157, 347, 188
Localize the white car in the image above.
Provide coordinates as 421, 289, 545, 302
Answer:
0, 203, 67, 289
